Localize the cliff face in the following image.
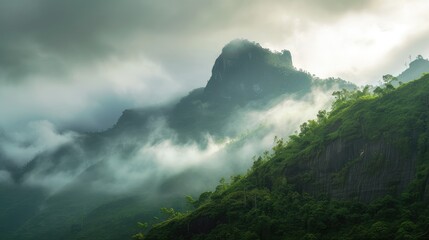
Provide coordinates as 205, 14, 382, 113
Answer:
282, 81, 429, 203
289, 138, 417, 202
204, 39, 308, 104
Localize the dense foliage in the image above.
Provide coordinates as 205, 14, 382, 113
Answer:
146, 189, 429, 240
144, 74, 429, 239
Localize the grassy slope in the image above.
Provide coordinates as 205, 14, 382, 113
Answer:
145, 75, 429, 240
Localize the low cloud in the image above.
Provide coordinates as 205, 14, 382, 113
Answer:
9, 88, 333, 198
0, 56, 185, 132
0, 120, 76, 168
0, 170, 12, 184
100, 88, 333, 196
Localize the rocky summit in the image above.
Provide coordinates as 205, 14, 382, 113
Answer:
204, 39, 309, 104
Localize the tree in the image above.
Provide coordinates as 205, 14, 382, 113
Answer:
368, 221, 391, 239
132, 222, 148, 240
160, 208, 184, 219
317, 110, 327, 123
373, 86, 384, 96
185, 195, 197, 209
382, 74, 397, 84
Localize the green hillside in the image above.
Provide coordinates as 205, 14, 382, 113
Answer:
145, 74, 429, 240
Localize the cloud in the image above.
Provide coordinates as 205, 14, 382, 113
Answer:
0, 170, 12, 184
0, 0, 426, 84
0, 56, 184, 131
0, 0, 412, 85
15, 88, 333, 197
264, 0, 429, 85
104, 89, 333, 196
89, 135, 228, 195
0, 0, 427, 133
0, 120, 76, 168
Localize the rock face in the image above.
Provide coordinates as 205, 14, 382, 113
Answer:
282, 75, 429, 202
288, 138, 417, 202
204, 39, 309, 104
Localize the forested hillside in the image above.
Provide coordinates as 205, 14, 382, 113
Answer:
145, 74, 429, 240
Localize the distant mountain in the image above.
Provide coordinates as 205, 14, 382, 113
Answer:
146, 74, 429, 240
115, 39, 354, 142
397, 55, 429, 83
204, 39, 303, 103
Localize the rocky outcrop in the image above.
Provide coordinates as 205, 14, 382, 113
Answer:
287, 138, 417, 202
204, 39, 310, 104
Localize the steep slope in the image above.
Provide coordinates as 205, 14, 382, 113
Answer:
146, 74, 429, 240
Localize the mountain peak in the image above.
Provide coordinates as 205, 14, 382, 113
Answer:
221, 39, 259, 55
397, 55, 429, 83
220, 39, 293, 66
409, 55, 429, 68
203, 39, 303, 103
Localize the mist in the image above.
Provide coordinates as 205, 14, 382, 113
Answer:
0, 56, 185, 132
0, 87, 334, 202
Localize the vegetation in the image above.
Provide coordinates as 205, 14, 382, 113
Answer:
144, 74, 429, 239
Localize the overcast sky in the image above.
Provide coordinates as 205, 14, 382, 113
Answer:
1, 0, 428, 131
